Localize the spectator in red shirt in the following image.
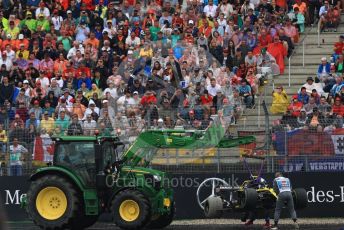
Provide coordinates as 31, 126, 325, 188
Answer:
258, 28, 272, 47
140, 91, 157, 108
332, 97, 344, 116
333, 35, 344, 57
287, 95, 303, 117
200, 90, 213, 107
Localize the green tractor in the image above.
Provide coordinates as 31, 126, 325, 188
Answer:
25, 115, 256, 229
25, 135, 174, 230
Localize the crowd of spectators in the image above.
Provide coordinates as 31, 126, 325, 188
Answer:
0, 0, 341, 174
272, 34, 344, 134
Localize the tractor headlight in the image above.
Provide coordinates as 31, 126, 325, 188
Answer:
153, 175, 162, 182
144, 174, 162, 190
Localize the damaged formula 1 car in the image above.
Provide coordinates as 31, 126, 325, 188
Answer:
197, 154, 308, 219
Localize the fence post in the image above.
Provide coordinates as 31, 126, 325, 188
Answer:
302, 40, 305, 67
317, 20, 321, 47
216, 148, 220, 174
288, 57, 291, 87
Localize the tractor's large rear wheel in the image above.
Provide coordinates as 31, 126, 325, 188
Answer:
27, 175, 80, 229
112, 190, 151, 230
146, 201, 175, 229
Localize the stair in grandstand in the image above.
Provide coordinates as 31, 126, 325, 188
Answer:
236, 15, 344, 131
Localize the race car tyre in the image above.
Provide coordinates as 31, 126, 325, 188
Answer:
112, 190, 151, 230
146, 201, 175, 229
240, 188, 258, 210
27, 175, 81, 230
204, 196, 223, 218
293, 188, 308, 210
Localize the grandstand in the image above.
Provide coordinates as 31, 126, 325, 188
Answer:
238, 15, 344, 130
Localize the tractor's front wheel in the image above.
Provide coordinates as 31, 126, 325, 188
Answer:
112, 190, 151, 230
146, 201, 175, 229
26, 175, 80, 229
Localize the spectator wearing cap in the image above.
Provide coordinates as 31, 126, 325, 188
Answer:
36, 13, 50, 32
213, 89, 226, 110
83, 99, 100, 120
20, 11, 37, 32
62, 9, 77, 34
301, 76, 324, 95
42, 99, 55, 115
287, 95, 303, 117
16, 42, 30, 60
40, 111, 55, 134
73, 89, 88, 107
15, 34, 30, 51
297, 108, 308, 127
1, 34, 13, 50
29, 100, 43, 120
75, 18, 90, 43
117, 89, 135, 112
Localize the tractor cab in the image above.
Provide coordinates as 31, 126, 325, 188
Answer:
52, 135, 124, 187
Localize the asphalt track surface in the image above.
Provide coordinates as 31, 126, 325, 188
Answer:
7, 219, 344, 230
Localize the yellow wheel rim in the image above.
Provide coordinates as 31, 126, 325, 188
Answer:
119, 200, 140, 222
35, 187, 68, 220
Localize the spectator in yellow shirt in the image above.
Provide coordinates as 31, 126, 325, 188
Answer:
40, 111, 55, 134
139, 42, 153, 58
16, 44, 30, 59
0, 123, 8, 154
3, 20, 20, 39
